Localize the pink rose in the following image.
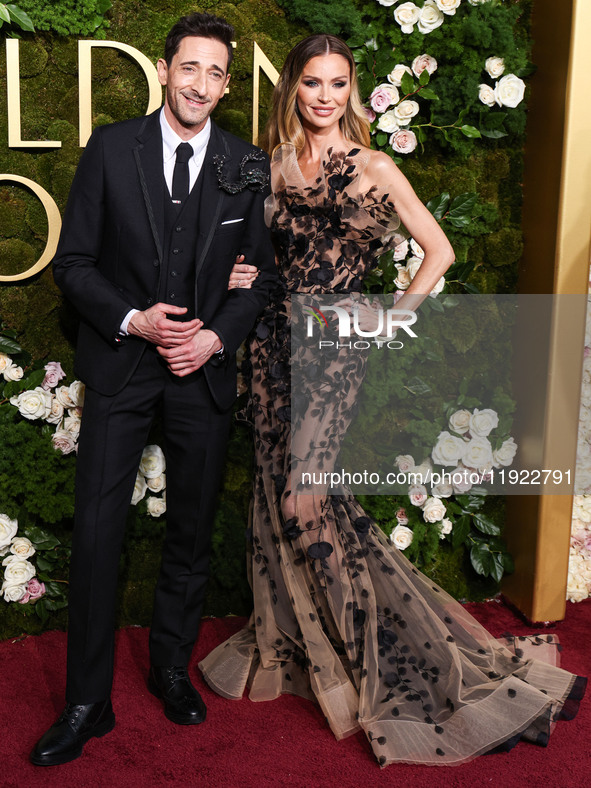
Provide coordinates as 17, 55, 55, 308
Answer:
27, 577, 46, 600
18, 590, 31, 604
393, 238, 409, 261
450, 466, 473, 494
395, 507, 409, 525
409, 485, 428, 507
42, 361, 66, 391
51, 429, 78, 455
390, 129, 418, 154
363, 106, 376, 123
370, 87, 396, 113
412, 54, 437, 78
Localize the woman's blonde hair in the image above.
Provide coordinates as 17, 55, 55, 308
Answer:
263, 34, 371, 154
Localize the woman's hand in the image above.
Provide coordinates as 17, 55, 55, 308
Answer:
228, 254, 259, 290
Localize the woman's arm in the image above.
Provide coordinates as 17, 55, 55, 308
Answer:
364, 151, 455, 305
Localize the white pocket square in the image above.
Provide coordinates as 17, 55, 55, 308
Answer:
221, 218, 244, 225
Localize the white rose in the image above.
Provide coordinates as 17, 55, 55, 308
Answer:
376, 110, 400, 134
412, 54, 438, 78
431, 481, 453, 498
0, 514, 19, 551
68, 380, 85, 408
405, 255, 423, 280
573, 495, 591, 522
432, 431, 466, 466
412, 461, 432, 485
395, 454, 415, 472
435, 0, 461, 14
394, 99, 420, 126
394, 264, 412, 290
390, 524, 414, 550
139, 444, 166, 478
45, 397, 65, 426
10, 537, 35, 559
449, 409, 471, 435
485, 57, 505, 78
450, 465, 473, 494
51, 429, 78, 455
409, 484, 428, 507
462, 437, 494, 470
478, 84, 496, 107
393, 238, 409, 261
3, 364, 23, 381
2, 581, 28, 602
377, 0, 397, 5
0, 353, 13, 373
439, 517, 453, 538
131, 474, 147, 505
10, 387, 52, 421
469, 408, 499, 437
493, 436, 518, 467
429, 276, 445, 297
494, 74, 526, 108
146, 473, 166, 493
394, 2, 421, 34
2, 555, 36, 585
390, 129, 418, 154
63, 415, 81, 435
147, 496, 167, 518
418, 0, 445, 34
567, 583, 590, 603
409, 238, 425, 259
55, 385, 75, 408
377, 83, 400, 105
422, 496, 447, 523
388, 64, 414, 87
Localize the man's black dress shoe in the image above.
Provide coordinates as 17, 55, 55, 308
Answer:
148, 665, 207, 725
30, 699, 115, 766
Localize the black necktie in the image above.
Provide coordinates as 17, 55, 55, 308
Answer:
171, 142, 193, 206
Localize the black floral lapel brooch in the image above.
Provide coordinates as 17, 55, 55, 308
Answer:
213, 151, 269, 194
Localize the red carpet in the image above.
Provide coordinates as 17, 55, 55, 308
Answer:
1, 601, 590, 787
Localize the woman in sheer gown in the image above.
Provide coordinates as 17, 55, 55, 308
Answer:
200, 34, 586, 766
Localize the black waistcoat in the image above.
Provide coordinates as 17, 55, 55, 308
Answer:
158, 169, 204, 321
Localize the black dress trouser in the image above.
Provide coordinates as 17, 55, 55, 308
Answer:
66, 347, 232, 704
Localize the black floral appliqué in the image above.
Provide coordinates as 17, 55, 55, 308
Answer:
214, 151, 269, 193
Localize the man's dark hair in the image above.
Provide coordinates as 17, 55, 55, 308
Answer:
164, 12, 234, 71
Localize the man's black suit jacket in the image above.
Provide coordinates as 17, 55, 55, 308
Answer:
53, 109, 277, 410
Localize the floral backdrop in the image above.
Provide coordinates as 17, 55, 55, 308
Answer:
568, 280, 591, 603
0, 0, 541, 637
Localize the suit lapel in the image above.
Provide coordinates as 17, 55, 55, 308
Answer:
194, 122, 228, 282
134, 110, 165, 263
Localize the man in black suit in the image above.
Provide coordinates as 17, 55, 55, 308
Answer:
31, 12, 276, 766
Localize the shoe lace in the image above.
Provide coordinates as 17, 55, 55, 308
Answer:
168, 666, 190, 684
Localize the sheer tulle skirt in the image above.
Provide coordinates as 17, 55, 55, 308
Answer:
199, 310, 585, 766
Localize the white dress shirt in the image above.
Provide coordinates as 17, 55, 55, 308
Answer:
119, 110, 212, 334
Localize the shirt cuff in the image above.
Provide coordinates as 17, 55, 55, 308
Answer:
120, 309, 140, 336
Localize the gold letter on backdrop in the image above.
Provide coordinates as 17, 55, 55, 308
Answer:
6, 40, 61, 148
78, 41, 163, 147
0, 175, 62, 282
252, 42, 279, 145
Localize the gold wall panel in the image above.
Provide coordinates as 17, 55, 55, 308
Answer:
504, 0, 591, 621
